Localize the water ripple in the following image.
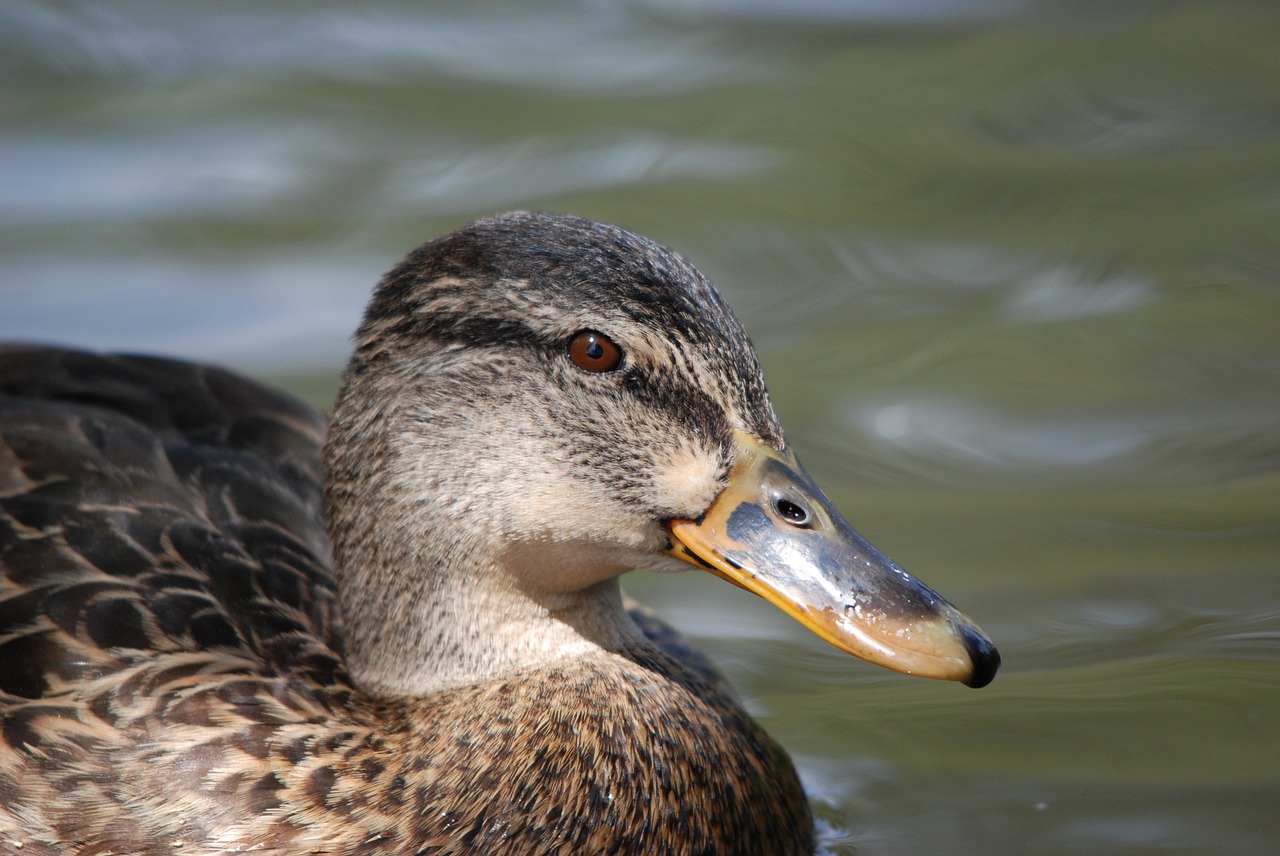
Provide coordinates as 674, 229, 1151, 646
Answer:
978, 87, 1280, 154
841, 395, 1280, 488
386, 136, 778, 215
2, 0, 760, 92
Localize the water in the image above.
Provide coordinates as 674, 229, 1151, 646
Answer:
3, 1, 1278, 852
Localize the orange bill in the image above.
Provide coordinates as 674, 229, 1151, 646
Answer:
666, 430, 999, 688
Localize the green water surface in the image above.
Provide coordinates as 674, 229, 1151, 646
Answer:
3, 1, 1278, 852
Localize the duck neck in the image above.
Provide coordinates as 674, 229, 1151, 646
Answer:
326, 438, 643, 697
346, 552, 641, 698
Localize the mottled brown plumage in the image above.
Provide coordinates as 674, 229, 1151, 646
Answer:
0, 214, 812, 854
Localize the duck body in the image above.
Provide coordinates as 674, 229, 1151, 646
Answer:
0, 214, 996, 854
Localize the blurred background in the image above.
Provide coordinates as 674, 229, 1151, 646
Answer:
3, 1, 1278, 852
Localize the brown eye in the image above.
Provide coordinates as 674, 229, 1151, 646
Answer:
567, 330, 623, 373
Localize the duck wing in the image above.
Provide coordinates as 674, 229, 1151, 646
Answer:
0, 346, 347, 701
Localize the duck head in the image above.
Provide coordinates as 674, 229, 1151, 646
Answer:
325, 212, 998, 695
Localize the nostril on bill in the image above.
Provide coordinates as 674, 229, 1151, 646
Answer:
773, 497, 812, 528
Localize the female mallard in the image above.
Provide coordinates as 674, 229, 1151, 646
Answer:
0, 213, 997, 855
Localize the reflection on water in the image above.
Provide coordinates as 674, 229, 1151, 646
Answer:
844, 394, 1280, 487
977, 87, 1280, 153
3, 0, 1279, 853
385, 136, 777, 214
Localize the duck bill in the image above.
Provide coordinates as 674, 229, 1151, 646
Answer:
665, 430, 999, 688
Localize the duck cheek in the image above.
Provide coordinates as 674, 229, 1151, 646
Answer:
647, 436, 725, 519
499, 537, 645, 594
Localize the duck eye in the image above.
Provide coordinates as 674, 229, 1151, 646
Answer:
567, 330, 623, 373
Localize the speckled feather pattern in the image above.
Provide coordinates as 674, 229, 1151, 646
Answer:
0, 214, 814, 854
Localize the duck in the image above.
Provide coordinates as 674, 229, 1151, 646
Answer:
0, 212, 998, 855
